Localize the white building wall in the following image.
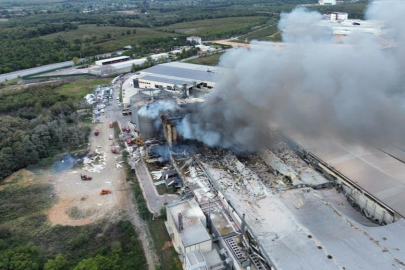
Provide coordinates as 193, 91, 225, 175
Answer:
187, 37, 202, 44
319, 0, 336, 5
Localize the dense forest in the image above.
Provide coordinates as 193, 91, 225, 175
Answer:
0, 0, 332, 74
0, 82, 91, 180
0, 218, 147, 270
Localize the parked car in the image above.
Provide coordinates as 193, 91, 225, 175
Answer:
109, 135, 113, 140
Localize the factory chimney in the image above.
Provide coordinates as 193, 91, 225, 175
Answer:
178, 213, 184, 232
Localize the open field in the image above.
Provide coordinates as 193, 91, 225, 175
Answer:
237, 22, 282, 42
159, 16, 269, 38
54, 77, 111, 99
40, 25, 175, 52
186, 52, 225, 66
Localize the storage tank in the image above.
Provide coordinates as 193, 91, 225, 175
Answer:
138, 114, 156, 138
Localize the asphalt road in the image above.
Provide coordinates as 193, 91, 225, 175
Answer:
0, 52, 115, 83
0, 60, 74, 83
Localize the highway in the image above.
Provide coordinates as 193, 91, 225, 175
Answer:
0, 60, 74, 82
0, 52, 116, 83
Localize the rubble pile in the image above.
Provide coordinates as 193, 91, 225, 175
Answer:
82, 151, 107, 173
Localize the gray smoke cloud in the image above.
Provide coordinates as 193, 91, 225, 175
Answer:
178, 1, 405, 152
138, 100, 177, 119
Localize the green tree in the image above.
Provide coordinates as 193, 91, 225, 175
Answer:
34, 102, 42, 114
126, 30, 130, 35
44, 255, 69, 270
72, 57, 79, 65
0, 245, 43, 270
73, 255, 117, 270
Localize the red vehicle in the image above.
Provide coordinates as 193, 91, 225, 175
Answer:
94, 129, 99, 136
121, 126, 126, 132
109, 121, 113, 128
126, 139, 132, 145
111, 146, 117, 153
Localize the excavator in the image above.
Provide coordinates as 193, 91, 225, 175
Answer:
100, 189, 112, 195
135, 135, 143, 146
80, 174, 92, 181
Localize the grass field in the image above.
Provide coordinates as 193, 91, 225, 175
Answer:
149, 218, 182, 270
159, 16, 269, 38
186, 52, 225, 66
40, 25, 175, 52
54, 77, 112, 99
237, 22, 282, 42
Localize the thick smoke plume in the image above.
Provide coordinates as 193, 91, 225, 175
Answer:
178, 1, 405, 152
138, 100, 176, 119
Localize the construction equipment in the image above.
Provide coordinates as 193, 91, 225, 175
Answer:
109, 121, 113, 128
135, 135, 143, 145
80, 174, 92, 181
94, 129, 99, 136
100, 189, 112, 195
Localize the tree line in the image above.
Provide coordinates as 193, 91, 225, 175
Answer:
0, 83, 91, 180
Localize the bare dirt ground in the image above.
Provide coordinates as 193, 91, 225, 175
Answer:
47, 118, 126, 226
0, 169, 49, 191
45, 79, 157, 269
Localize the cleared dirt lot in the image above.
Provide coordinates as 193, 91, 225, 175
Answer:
47, 117, 128, 226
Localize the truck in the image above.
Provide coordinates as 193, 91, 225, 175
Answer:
94, 129, 99, 136
109, 121, 113, 128
80, 174, 92, 181
100, 189, 112, 195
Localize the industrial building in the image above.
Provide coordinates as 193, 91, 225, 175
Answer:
91, 53, 170, 76
165, 198, 237, 270
110, 53, 169, 73
129, 90, 176, 139
287, 134, 405, 224
134, 62, 222, 91
166, 199, 212, 255
318, 18, 384, 36
324, 12, 348, 21
187, 36, 202, 45
118, 57, 405, 269
318, 0, 336, 5
95, 56, 130, 66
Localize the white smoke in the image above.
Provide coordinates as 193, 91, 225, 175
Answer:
138, 100, 176, 119
178, 1, 405, 152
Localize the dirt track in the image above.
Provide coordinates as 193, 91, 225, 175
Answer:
45, 79, 157, 269
47, 116, 127, 226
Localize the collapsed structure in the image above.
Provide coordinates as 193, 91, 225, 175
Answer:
121, 60, 405, 270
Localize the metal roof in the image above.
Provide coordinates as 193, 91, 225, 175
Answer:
141, 75, 194, 87
167, 198, 211, 247
289, 134, 405, 217
143, 64, 217, 83
186, 250, 205, 265
207, 166, 405, 270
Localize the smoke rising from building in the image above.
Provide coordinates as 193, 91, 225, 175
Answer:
138, 100, 177, 119
178, 1, 405, 152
